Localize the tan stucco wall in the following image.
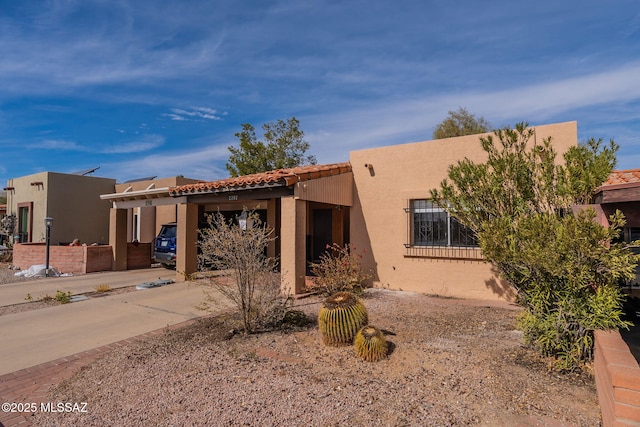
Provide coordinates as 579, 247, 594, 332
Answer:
280, 197, 307, 294
113, 176, 199, 240
6, 172, 115, 245
349, 121, 578, 301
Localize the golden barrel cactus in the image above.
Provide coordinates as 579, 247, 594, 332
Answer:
318, 292, 368, 346
354, 325, 388, 362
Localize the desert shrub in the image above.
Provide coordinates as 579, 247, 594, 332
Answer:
309, 243, 370, 296
55, 290, 72, 304
198, 210, 292, 334
490, 209, 635, 370
431, 123, 638, 370
94, 284, 112, 293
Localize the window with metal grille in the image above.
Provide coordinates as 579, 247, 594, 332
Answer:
407, 200, 478, 247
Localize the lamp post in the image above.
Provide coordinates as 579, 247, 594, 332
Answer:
44, 217, 53, 277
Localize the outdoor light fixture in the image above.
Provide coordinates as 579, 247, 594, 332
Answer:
238, 210, 253, 231
364, 163, 375, 177
44, 217, 53, 277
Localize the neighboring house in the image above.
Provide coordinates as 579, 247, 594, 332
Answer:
101, 176, 202, 243
592, 169, 640, 296
4, 171, 116, 245
102, 121, 578, 301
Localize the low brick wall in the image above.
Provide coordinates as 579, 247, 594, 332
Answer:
126, 242, 152, 270
594, 330, 640, 426
13, 243, 113, 274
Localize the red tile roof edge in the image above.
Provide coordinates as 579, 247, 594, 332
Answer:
601, 168, 640, 188
170, 162, 352, 196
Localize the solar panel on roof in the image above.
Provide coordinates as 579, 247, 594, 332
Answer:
122, 176, 157, 183
71, 167, 100, 176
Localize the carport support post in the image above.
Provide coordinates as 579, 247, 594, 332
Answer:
109, 208, 128, 271
176, 202, 198, 281
266, 198, 278, 259
280, 197, 306, 294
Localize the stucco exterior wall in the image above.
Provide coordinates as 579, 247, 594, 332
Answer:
6, 172, 115, 245
113, 176, 197, 240
46, 173, 115, 245
349, 121, 578, 301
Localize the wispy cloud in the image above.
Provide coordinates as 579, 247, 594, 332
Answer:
104, 144, 230, 182
165, 107, 227, 122
1, 0, 639, 185
101, 134, 165, 154
31, 140, 88, 151
306, 62, 640, 160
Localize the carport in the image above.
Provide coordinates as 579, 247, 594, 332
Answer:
102, 163, 353, 294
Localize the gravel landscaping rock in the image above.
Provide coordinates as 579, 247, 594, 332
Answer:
32, 288, 601, 426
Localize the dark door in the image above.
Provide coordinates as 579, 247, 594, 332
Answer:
312, 209, 333, 263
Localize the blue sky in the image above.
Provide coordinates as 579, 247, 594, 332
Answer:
1, 0, 639, 185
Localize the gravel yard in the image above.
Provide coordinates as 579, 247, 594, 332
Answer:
31, 287, 601, 426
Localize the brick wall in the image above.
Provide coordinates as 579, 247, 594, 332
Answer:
13, 243, 113, 274
594, 330, 640, 426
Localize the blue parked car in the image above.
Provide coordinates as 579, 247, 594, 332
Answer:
153, 223, 177, 269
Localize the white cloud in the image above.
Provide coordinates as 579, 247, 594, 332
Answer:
31, 140, 88, 151
305, 62, 640, 160
101, 134, 165, 154
166, 107, 226, 122
103, 144, 231, 182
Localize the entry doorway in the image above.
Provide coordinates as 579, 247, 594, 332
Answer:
308, 204, 350, 267
311, 208, 333, 263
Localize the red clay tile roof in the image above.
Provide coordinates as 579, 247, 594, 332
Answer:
603, 169, 640, 186
170, 162, 352, 196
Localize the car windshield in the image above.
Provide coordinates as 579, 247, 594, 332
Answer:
159, 226, 176, 238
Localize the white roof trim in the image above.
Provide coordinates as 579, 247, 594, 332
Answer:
100, 187, 171, 202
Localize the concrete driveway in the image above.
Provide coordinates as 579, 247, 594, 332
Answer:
0, 269, 232, 375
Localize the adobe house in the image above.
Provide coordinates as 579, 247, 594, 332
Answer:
4, 171, 116, 245
4, 170, 116, 274
103, 164, 353, 290
99, 176, 202, 270
101, 121, 578, 301
349, 121, 577, 301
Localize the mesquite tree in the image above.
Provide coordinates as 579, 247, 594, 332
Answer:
431, 123, 637, 370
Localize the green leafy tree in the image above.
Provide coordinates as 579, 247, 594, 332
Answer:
226, 117, 316, 177
432, 107, 491, 139
431, 123, 637, 370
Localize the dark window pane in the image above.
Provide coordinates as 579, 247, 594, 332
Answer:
413, 211, 447, 246
410, 199, 478, 248
450, 217, 478, 247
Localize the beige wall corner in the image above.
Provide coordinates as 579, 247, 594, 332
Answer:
176, 203, 198, 281
109, 208, 128, 271
280, 197, 307, 294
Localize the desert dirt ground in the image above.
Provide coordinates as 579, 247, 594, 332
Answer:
21, 282, 601, 427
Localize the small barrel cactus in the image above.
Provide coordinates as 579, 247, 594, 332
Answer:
354, 325, 388, 362
318, 292, 368, 346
